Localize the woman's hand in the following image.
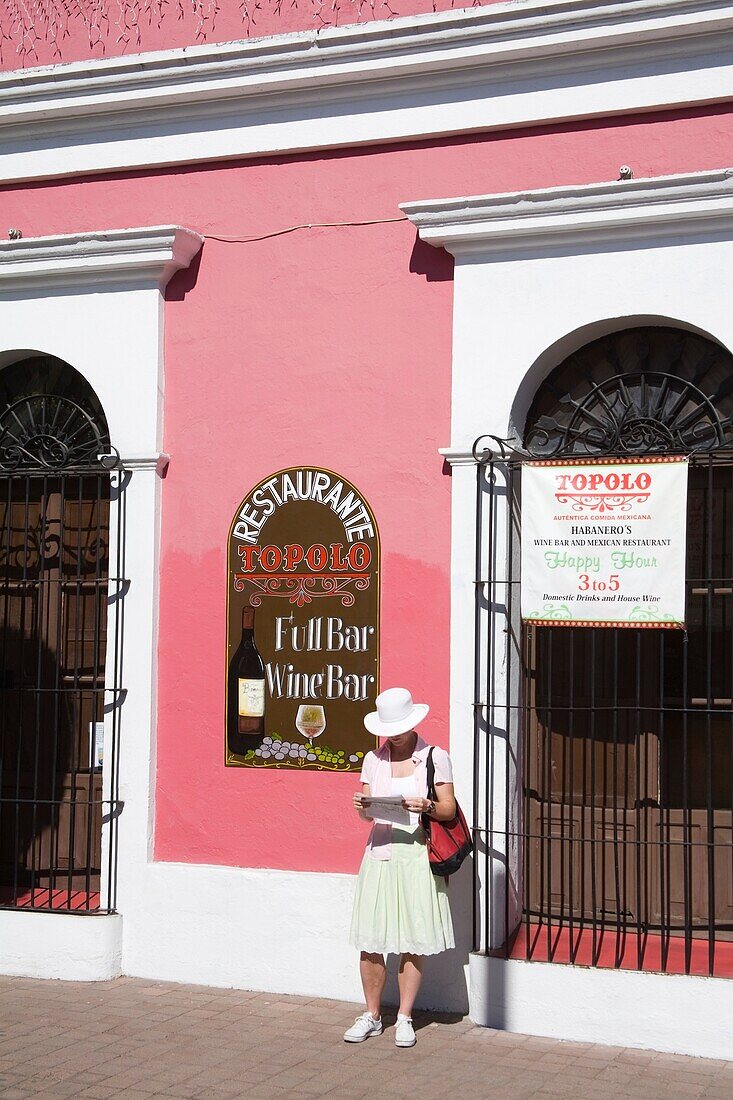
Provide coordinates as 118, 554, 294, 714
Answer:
402, 797, 430, 814
403, 785, 457, 820
353, 791, 374, 820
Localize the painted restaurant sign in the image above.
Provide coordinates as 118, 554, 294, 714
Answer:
521, 457, 688, 628
225, 467, 380, 769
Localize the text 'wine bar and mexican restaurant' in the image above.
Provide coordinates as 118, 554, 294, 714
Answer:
0, 0, 732, 1060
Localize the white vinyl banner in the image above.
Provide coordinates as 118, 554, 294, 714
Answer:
521, 457, 688, 628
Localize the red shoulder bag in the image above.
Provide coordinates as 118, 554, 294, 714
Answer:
421, 747, 473, 877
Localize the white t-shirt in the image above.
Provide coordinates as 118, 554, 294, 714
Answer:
391, 774, 420, 825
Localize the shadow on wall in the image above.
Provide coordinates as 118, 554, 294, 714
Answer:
166, 245, 204, 302
408, 233, 454, 283
383, 844, 510, 1026
470, 832, 511, 1031
379, 857, 473, 1017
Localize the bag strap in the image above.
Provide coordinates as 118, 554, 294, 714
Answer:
426, 747, 449, 887
426, 746, 437, 801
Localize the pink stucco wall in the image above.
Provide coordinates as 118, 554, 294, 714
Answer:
0, 0, 501, 71
2, 105, 733, 873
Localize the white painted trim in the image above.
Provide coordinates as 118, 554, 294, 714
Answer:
402, 166, 733, 254
118, 452, 170, 473
0, 911, 122, 981
469, 954, 733, 1060
0, 228, 203, 289
2, 0, 733, 181
438, 446, 477, 467
5, 0, 728, 120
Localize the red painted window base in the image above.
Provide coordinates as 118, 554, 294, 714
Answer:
507, 922, 733, 978
0, 888, 100, 912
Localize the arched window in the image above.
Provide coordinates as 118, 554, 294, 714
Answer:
521, 327, 733, 973
524, 326, 733, 457
0, 354, 110, 471
0, 355, 115, 913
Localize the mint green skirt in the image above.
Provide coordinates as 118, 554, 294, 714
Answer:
349, 824, 455, 956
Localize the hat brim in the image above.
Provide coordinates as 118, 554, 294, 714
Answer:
363, 703, 429, 738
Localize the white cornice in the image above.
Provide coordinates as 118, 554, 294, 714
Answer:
3, 0, 730, 121
439, 447, 478, 467
402, 167, 733, 254
116, 453, 171, 474
0, 227, 204, 289
1, 0, 733, 182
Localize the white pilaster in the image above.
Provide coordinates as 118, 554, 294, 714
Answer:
405, 167, 733, 1053
0, 226, 202, 979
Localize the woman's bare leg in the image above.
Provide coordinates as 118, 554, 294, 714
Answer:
360, 952, 386, 1018
397, 954, 424, 1017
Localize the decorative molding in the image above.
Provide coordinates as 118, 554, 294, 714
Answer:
438, 446, 478, 467
1, 0, 733, 182
402, 167, 733, 255
5, 0, 728, 122
0, 227, 203, 289
116, 453, 171, 474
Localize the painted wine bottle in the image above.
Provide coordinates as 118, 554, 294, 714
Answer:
228, 605, 265, 756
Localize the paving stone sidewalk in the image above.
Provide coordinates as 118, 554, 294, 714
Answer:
0, 975, 730, 1099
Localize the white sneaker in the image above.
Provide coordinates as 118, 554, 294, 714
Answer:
343, 1012, 383, 1043
395, 1014, 416, 1047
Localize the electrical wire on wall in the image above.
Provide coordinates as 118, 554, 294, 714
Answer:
204, 214, 408, 244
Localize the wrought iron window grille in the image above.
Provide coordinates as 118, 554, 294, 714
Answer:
0, 394, 120, 475
473, 328, 733, 978
0, 358, 124, 915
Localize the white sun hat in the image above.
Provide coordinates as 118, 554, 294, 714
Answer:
364, 687, 429, 738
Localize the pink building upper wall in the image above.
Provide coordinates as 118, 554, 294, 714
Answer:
0, 0, 502, 70
2, 105, 733, 874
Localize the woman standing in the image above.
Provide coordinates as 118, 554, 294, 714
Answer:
345, 687, 456, 1048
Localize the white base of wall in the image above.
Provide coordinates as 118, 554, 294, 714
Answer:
119, 862, 472, 1014
0, 910, 122, 981
469, 952, 732, 1060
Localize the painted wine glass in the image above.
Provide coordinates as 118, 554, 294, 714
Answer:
296, 704, 326, 747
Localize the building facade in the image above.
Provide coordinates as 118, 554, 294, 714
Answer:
0, 0, 731, 1060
